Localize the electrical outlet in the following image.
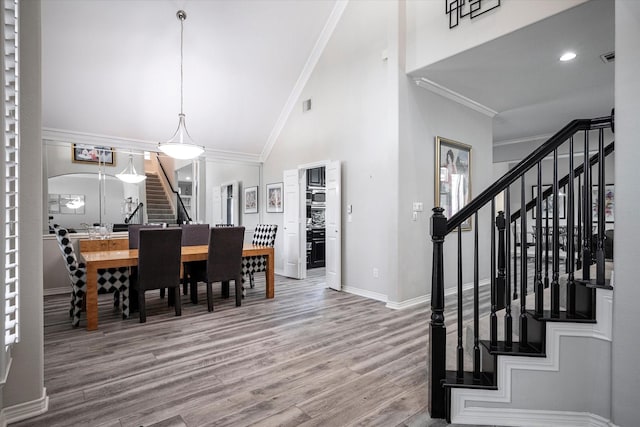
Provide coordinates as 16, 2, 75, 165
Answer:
373, 268, 379, 278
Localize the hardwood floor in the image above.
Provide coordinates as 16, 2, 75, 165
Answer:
13, 268, 492, 427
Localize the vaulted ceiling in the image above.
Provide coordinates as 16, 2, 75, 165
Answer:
41, 0, 614, 160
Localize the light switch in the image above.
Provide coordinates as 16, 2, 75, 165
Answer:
347, 204, 353, 214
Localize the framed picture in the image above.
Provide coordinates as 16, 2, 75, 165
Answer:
531, 185, 566, 219
72, 144, 115, 166
435, 136, 472, 230
244, 186, 258, 214
592, 184, 614, 223
266, 182, 284, 213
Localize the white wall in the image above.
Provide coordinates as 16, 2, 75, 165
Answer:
399, 82, 493, 300
4, 0, 45, 412
204, 159, 261, 232
612, 1, 640, 425
405, 0, 587, 72
263, 0, 397, 298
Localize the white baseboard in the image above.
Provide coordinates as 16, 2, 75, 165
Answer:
342, 285, 388, 303
386, 294, 429, 310
451, 289, 613, 425
2, 387, 48, 426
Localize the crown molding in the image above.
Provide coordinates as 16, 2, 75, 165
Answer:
414, 77, 498, 118
494, 133, 554, 147
260, 0, 349, 162
42, 128, 261, 164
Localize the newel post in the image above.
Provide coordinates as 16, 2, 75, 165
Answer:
428, 207, 447, 419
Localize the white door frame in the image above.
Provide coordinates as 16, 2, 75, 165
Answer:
296, 160, 341, 288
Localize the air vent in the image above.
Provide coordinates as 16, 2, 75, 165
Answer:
302, 98, 312, 112
600, 51, 615, 63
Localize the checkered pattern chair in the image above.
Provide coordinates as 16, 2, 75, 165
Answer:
54, 225, 129, 327
241, 224, 277, 296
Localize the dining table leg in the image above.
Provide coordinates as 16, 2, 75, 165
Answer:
86, 265, 98, 331
266, 249, 274, 299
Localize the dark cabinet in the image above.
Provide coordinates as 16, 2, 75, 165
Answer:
307, 167, 325, 188
308, 228, 325, 268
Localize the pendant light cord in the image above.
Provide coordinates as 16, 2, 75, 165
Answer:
180, 14, 184, 115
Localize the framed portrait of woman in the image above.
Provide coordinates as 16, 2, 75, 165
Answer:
435, 136, 472, 230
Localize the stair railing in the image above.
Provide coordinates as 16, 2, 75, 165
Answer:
428, 113, 614, 419
124, 202, 143, 224
155, 153, 192, 224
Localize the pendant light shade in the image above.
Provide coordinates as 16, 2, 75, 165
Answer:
158, 10, 204, 160
116, 154, 147, 184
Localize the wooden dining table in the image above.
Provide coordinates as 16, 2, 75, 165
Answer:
80, 239, 275, 331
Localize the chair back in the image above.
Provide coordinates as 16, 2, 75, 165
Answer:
207, 226, 245, 283
53, 225, 79, 273
128, 224, 161, 249
252, 224, 277, 247
181, 223, 210, 246
138, 228, 182, 291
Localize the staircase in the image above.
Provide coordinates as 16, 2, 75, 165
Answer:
428, 113, 615, 425
145, 173, 175, 224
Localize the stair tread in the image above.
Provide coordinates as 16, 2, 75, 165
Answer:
531, 310, 596, 323
480, 340, 545, 357
443, 371, 497, 390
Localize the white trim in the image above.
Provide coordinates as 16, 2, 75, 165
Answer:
494, 133, 554, 147
386, 294, 428, 310
453, 407, 614, 427
0, 356, 10, 385
42, 128, 261, 163
450, 289, 613, 425
414, 78, 498, 118
260, 1, 349, 162
2, 387, 48, 425
342, 285, 387, 303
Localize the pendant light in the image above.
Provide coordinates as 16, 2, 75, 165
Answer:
158, 10, 204, 160
116, 154, 147, 184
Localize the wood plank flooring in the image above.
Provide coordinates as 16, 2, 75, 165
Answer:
12, 268, 494, 427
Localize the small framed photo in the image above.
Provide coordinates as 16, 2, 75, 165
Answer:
266, 182, 284, 213
72, 144, 115, 166
244, 186, 258, 214
592, 184, 614, 223
532, 185, 566, 219
435, 136, 472, 230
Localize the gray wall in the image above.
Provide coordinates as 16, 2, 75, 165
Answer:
612, 1, 640, 425
4, 0, 45, 409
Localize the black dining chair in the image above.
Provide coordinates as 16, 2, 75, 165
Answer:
189, 226, 245, 311
133, 228, 183, 323
181, 223, 210, 295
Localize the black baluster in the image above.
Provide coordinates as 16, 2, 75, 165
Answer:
473, 212, 480, 382
577, 174, 583, 271
583, 130, 592, 280
535, 163, 544, 316
551, 149, 560, 317
491, 201, 498, 349
544, 196, 550, 289
567, 138, 576, 316
520, 176, 528, 345
513, 221, 518, 300
457, 226, 463, 381
505, 187, 513, 349
429, 207, 447, 419
596, 128, 606, 286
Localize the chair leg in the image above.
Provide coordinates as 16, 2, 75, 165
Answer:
221, 281, 230, 299
160, 287, 165, 299
190, 278, 198, 304
250, 272, 255, 288
113, 290, 120, 307
138, 290, 146, 323
168, 288, 175, 307
69, 293, 75, 317
121, 283, 129, 319
235, 276, 242, 307
72, 289, 83, 327
206, 281, 214, 312
183, 277, 189, 295
174, 287, 182, 316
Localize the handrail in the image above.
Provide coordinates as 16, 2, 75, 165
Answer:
446, 115, 613, 233
155, 153, 192, 223
510, 141, 615, 223
124, 202, 143, 224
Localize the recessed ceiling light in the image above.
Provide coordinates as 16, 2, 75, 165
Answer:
560, 52, 577, 62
